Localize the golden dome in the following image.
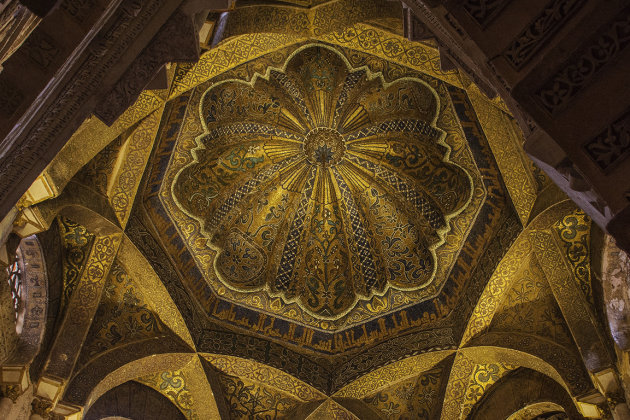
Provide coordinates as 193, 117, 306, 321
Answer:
171, 46, 472, 319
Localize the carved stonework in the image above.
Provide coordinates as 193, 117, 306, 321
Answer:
0, 0, 165, 220
21, 30, 59, 70
405, 8, 434, 42
536, 9, 630, 114
584, 108, 630, 172
502, 0, 586, 69
606, 391, 626, 409
463, 0, 511, 27
31, 396, 53, 418
0, 384, 22, 402
94, 9, 199, 125
0, 1, 39, 66
60, 0, 98, 23
0, 78, 24, 118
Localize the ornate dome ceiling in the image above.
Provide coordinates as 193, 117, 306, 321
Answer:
5, 0, 621, 417
145, 33, 505, 360
169, 46, 473, 320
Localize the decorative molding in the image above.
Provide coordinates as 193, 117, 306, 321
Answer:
107, 108, 163, 227
584, 108, 630, 172
536, 9, 630, 114
0, 78, 24, 118
60, 0, 99, 23
21, 30, 60, 70
463, 0, 511, 27
0, 2, 39, 66
502, 0, 586, 69
94, 9, 199, 125
0, 0, 167, 220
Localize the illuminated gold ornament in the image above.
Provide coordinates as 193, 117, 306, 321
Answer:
173, 46, 472, 319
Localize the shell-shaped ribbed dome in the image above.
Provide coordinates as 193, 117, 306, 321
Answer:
173, 46, 472, 319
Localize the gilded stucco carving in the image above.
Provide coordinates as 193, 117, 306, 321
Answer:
170, 33, 306, 99
75, 135, 125, 196
466, 84, 537, 224
363, 364, 446, 418
441, 352, 476, 420
318, 24, 461, 86
117, 237, 194, 348
532, 228, 611, 372
45, 232, 122, 379
137, 369, 197, 419
108, 107, 164, 227
333, 350, 454, 399
461, 200, 576, 345
552, 210, 593, 305
490, 255, 574, 348
460, 362, 516, 418
218, 372, 302, 419
58, 216, 95, 314
461, 231, 533, 345
75, 260, 166, 371
171, 22, 463, 101
308, 399, 359, 419
136, 355, 221, 420
134, 356, 222, 420
222, 0, 402, 40
362, 375, 418, 418
202, 354, 325, 402
84, 353, 194, 408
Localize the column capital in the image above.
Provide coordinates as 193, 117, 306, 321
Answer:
0, 384, 21, 402
31, 396, 54, 418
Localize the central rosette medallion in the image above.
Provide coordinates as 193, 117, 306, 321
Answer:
172, 46, 472, 319
303, 127, 346, 166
